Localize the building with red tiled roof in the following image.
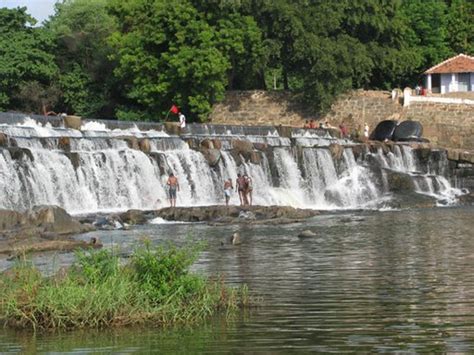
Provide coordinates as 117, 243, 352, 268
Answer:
423, 54, 474, 94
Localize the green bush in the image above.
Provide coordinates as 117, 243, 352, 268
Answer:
0, 242, 253, 331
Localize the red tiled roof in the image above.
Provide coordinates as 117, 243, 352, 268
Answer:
424, 54, 474, 74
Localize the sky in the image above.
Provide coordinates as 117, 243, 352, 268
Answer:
2, 0, 58, 24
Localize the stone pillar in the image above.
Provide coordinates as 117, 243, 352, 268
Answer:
426, 74, 432, 93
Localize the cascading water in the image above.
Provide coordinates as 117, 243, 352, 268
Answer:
0, 118, 467, 214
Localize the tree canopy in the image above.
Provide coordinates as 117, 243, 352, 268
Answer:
0, 0, 472, 121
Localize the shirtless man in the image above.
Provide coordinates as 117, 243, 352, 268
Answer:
235, 173, 248, 206
223, 178, 233, 206
166, 173, 180, 207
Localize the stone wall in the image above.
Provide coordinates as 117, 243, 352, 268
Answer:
210, 89, 474, 150
209, 90, 316, 126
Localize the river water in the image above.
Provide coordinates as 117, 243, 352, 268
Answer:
1, 206, 474, 353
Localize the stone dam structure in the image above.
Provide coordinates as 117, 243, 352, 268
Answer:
0, 112, 471, 215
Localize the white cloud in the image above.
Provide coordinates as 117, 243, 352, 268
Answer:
1, 0, 58, 24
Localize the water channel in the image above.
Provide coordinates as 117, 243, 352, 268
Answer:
1, 206, 474, 353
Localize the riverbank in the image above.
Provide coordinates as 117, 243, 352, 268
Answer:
0, 242, 251, 331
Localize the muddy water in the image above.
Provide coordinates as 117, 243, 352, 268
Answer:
1, 207, 474, 353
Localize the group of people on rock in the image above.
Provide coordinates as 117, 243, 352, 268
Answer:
165, 172, 253, 207
303, 119, 336, 130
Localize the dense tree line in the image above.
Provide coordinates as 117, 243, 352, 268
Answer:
0, 0, 472, 121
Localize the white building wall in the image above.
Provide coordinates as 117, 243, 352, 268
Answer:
440, 74, 451, 94
471, 73, 474, 91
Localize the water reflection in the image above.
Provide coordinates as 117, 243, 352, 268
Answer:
1, 207, 474, 353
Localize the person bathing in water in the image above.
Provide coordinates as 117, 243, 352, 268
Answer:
223, 178, 233, 206
166, 172, 180, 207
243, 174, 253, 206
235, 173, 248, 206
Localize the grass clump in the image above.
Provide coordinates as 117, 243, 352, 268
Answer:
0, 241, 252, 331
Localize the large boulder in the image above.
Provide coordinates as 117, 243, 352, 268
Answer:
26, 205, 93, 235
392, 120, 423, 142
64, 115, 82, 130
8, 147, 34, 161
200, 148, 221, 166
212, 139, 222, 150
164, 122, 180, 135
200, 139, 214, 149
119, 209, 148, 225
370, 120, 398, 141
383, 169, 416, 192
231, 139, 253, 155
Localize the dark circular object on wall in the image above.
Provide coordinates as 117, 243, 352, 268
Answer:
393, 121, 423, 141
370, 120, 398, 141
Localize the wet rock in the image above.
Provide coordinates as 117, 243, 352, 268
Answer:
27, 205, 94, 235
250, 151, 262, 164
65, 152, 80, 170
200, 139, 214, 149
183, 138, 199, 150
458, 192, 474, 206
0, 132, 8, 147
58, 137, 71, 151
351, 144, 366, 161
329, 143, 344, 161
155, 205, 319, 224
231, 139, 253, 155
122, 136, 139, 150
383, 169, 416, 192
138, 138, 151, 154
93, 215, 125, 230
253, 142, 268, 151
8, 147, 34, 161
298, 230, 317, 238
230, 232, 241, 245
212, 139, 222, 150
460, 151, 474, 164
64, 115, 82, 130
164, 122, 180, 135
119, 209, 148, 225
200, 148, 221, 166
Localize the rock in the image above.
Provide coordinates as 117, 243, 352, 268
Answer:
328, 143, 344, 161
383, 169, 416, 192
164, 122, 180, 135
238, 210, 256, 220
230, 232, 241, 245
447, 148, 461, 161
298, 230, 317, 238
0, 210, 26, 230
212, 139, 222, 150
58, 137, 71, 151
253, 142, 268, 150
200, 139, 214, 149
27, 205, 94, 235
276, 125, 292, 138
0, 132, 8, 147
122, 136, 139, 150
459, 192, 474, 206
231, 139, 253, 155
93, 215, 125, 230
8, 147, 34, 161
460, 151, 474, 164
250, 151, 262, 164
64, 152, 81, 170
119, 209, 148, 225
64, 115, 82, 130
200, 148, 221, 166
138, 138, 151, 154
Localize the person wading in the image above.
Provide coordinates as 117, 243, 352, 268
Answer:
223, 178, 233, 206
166, 173, 180, 207
235, 173, 248, 206
244, 174, 253, 206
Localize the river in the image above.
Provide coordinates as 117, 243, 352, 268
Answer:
1, 206, 474, 353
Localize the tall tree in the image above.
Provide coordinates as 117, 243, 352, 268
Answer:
0, 7, 58, 112
446, 0, 474, 55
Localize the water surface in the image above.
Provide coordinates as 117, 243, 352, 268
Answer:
1, 207, 474, 353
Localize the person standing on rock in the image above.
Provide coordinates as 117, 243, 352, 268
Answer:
244, 174, 253, 206
224, 178, 233, 206
236, 173, 248, 206
179, 112, 186, 132
167, 173, 180, 207
364, 123, 369, 139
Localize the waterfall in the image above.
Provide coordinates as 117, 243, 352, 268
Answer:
0, 118, 467, 214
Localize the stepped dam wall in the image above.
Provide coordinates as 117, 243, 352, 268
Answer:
0, 114, 471, 215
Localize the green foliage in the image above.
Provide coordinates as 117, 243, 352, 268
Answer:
0, 0, 471, 118
0, 242, 252, 331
